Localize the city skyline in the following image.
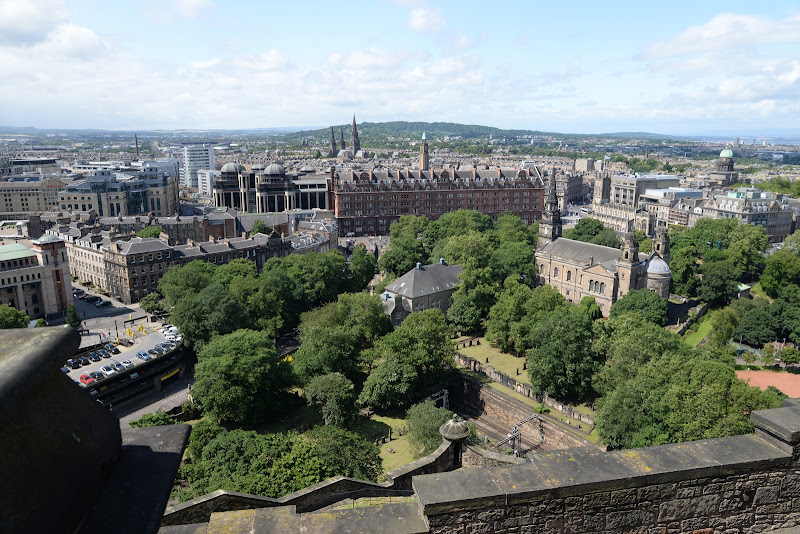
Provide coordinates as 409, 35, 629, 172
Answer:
1, 0, 799, 135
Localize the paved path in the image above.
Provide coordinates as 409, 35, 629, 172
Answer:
117, 378, 193, 429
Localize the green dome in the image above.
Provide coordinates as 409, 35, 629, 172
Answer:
720, 148, 734, 158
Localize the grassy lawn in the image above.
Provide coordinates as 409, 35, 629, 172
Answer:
379, 435, 417, 473
683, 316, 713, 347
456, 337, 531, 386
750, 282, 774, 302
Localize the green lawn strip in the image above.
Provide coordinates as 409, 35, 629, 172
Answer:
683, 316, 713, 347
329, 495, 417, 510
456, 337, 532, 386
750, 282, 774, 302
379, 435, 417, 473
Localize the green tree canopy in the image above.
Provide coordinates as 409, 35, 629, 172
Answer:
697, 260, 740, 305
65, 302, 81, 328
609, 289, 668, 326
158, 260, 217, 309
292, 325, 362, 385
304, 372, 357, 426
139, 291, 164, 314
348, 244, 377, 291
171, 283, 249, 349
192, 329, 295, 425
526, 305, 600, 401
251, 219, 272, 235
129, 409, 175, 428
564, 218, 621, 248
0, 305, 29, 329
136, 225, 164, 238
406, 400, 452, 456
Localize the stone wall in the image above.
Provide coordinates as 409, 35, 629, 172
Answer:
455, 352, 595, 427
162, 439, 456, 525
450, 374, 593, 452
462, 445, 528, 469
413, 400, 800, 534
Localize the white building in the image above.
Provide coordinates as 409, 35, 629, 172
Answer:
181, 145, 214, 189
196, 169, 220, 197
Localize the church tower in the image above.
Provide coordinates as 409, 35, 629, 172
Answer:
419, 132, 429, 171
339, 127, 346, 150
538, 168, 562, 251
593, 172, 611, 207
617, 228, 640, 296
652, 226, 670, 263
350, 115, 361, 153
329, 127, 336, 156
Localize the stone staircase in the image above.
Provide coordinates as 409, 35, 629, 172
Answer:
158, 502, 428, 534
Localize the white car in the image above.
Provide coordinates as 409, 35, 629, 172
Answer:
100, 365, 115, 377
121, 360, 134, 368
165, 334, 183, 342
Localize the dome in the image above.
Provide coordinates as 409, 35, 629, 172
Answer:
251, 163, 265, 171
720, 148, 734, 158
264, 163, 285, 175
439, 415, 470, 442
647, 255, 671, 275
220, 162, 239, 174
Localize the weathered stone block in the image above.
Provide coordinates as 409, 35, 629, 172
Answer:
428, 514, 454, 527
606, 509, 647, 529
465, 522, 492, 534
456, 511, 476, 523
754, 485, 780, 505
638, 484, 676, 502
610, 488, 638, 506
477, 509, 504, 522
679, 516, 709, 531
658, 495, 721, 522
583, 492, 610, 508
507, 505, 528, 518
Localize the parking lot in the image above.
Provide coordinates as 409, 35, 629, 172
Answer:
71, 289, 147, 349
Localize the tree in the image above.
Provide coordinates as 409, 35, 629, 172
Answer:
732, 304, 776, 348
406, 400, 452, 456
34, 318, 47, 327
762, 249, 800, 297
251, 220, 272, 235
780, 346, 800, 365
0, 305, 29, 329
348, 244, 376, 291
158, 260, 217, 309
447, 289, 484, 334
212, 259, 258, 288
609, 289, 668, 326
304, 425, 382, 482
192, 329, 295, 425
136, 225, 164, 239
139, 291, 164, 314
65, 302, 81, 328
304, 373, 357, 426
359, 310, 454, 408
578, 296, 603, 321
299, 292, 391, 348
564, 218, 621, 248
171, 283, 250, 349
697, 260, 740, 305
669, 246, 698, 296
292, 325, 362, 385
708, 308, 739, 348
129, 409, 175, 427
526, 306, 600, 401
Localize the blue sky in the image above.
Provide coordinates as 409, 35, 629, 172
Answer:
0, 0, 799, 135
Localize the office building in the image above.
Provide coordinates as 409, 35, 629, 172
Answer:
180, 145, 214, 188
0, 236, 71, 319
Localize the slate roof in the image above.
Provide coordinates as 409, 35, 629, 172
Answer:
115, 238, 172, 255
539, 237, 648, 274
385, 262, 463, 298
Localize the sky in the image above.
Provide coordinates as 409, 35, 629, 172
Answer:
0, 0, 799, 136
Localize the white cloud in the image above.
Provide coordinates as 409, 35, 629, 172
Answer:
644, 13, 800, 59
0, 0, 69, 45
408, 7, 445, 33
174, 0, 213, 18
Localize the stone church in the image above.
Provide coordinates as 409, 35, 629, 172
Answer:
536, 173, 671, 317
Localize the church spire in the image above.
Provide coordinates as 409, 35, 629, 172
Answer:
538, 168, 562, 251
329, 126, 336, 155
350, 115, 360, 153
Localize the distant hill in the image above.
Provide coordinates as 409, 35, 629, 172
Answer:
284, 121, 547, 141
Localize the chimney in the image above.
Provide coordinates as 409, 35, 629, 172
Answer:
416, 262, 422, 270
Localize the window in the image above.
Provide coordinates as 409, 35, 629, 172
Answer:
566, 271, 572, 281
553, 267, 559, 279
599, 283, 605, 295
589, 280, 595, 291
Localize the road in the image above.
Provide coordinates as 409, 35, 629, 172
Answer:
72, 289, 148, 350
117, 378, 193, 429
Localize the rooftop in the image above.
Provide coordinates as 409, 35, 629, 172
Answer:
0, 243, 35, 262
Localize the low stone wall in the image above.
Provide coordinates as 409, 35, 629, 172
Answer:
162, 439, 455, 525
455, 352, 595, 427
450, 373, 593, 451
462, 445, 528, 469
414, 400, 800, 534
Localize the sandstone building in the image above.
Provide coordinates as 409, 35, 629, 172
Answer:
381, 259, 462, 326
0, 236, 71, 319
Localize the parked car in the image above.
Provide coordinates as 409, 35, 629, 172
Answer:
79, 374, 94, 385
90, 371, 104, 381
121, 360, 134, 368
73, 288, 84, 296
95, 300, 111, 308
104, 343, 120, 355
111, 362, 125, 372
87, 352, 101, 363
61, 366, 70, 373
96, 349, 110, 359
78, 356, 91, 367
136, 351, 151, 361
100, 365, 115, 377
77, 293, 87, 300
85, 295, 100, 303
165, 334, 183, 343
66, 359, 82, 370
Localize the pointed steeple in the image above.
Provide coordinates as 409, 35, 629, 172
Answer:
422, 131, 426, 140
538, 168, 562, 251
339, 127, 346, 150
329, 126, 336, 155
350, 115, 360, 153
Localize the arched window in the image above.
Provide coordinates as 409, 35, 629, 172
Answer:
624, 251, 629, 259
589, 280, 594, 291
600, 283, 606, 294
566, 271, 572, 281
553, 267, 559, 279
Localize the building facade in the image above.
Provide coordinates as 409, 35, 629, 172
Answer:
180, 145, 214, 189
58, 169, 178, 218
591, 173, 681, 234
103, 233, 291, 304
703, 188, 794, 242
537, 178, 670, 317
332, 166, 546, 237
381, 259, 462, 327
0, 176, 67, 215
0, 236, 71, 319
